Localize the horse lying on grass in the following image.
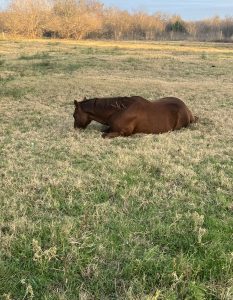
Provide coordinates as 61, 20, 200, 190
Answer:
73, 96, 198, 138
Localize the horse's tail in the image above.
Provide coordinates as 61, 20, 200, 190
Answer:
193, 115, 199, 123
189, 112, 199, 124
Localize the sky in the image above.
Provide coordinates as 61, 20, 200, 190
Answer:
0, 0, 233, 20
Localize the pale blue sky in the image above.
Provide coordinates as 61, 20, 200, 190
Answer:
0, 0, 232, 20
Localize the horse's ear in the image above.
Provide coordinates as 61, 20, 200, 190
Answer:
83, 96, 87, 101
74, 100, 78, 106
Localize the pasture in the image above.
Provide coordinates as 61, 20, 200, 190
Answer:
0, 39, 233, 299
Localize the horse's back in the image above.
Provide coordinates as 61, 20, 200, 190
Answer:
151, 97, 187, 108
97, 95, 147, 110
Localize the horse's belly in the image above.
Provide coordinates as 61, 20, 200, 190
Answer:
133, 113, 175, 134
135, 125, 172, 134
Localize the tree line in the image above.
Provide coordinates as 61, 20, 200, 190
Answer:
0, 0, 233, 41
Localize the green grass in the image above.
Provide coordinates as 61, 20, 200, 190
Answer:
0, 86, 34, 98
0, 39, 233, 300
19, 51, 51, 60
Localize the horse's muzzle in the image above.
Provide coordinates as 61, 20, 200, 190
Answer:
74, 123, 80, 129
74, 123, 86, 130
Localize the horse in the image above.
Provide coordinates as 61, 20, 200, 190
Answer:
73, 96, 198, 138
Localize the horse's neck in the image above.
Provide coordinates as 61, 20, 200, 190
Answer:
81, 100, 114, 123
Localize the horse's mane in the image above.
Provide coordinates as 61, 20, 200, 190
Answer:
80, 96, 144, 112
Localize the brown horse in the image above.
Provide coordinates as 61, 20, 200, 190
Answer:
73, 96, 198, 138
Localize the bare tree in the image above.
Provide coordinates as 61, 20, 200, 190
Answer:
1, 0, 233, 41
222, 17, 233, 40
0, 12, 7, 34
102, 8, 133, 40
47, 0, 103, 39
5, 0, 50, 37
130, 12, 166, 40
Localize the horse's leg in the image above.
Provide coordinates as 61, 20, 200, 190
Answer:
101, 109, 136, 139
102, 131, 121, 138
188, 109, 198, 123
102, 122, 135, 139
102, 127, 134, 139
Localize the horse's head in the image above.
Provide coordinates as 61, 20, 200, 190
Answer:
73, 99, 91, 129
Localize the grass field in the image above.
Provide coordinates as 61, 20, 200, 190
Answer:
0, 39, 233, 299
